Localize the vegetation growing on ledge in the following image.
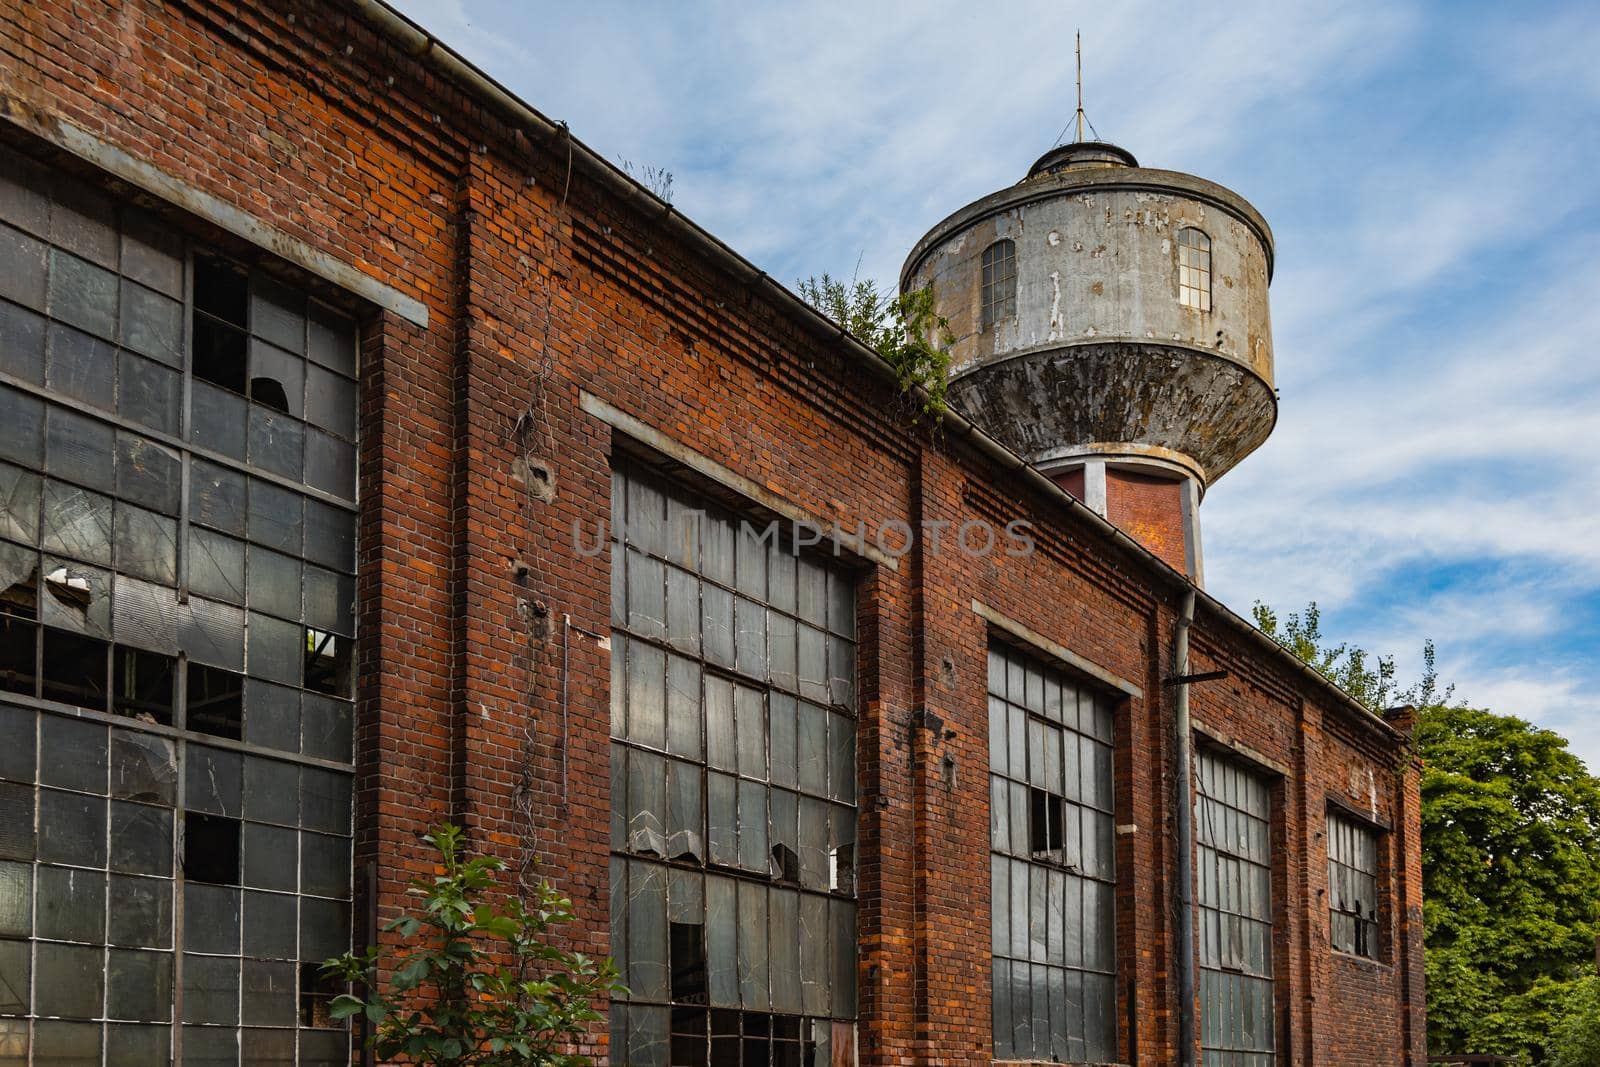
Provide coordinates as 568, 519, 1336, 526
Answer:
797, 272, 954, 419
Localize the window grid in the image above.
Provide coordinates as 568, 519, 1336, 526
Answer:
980, 240, 1017, 331
1177, 227, 1212, 312
0, 147, 354, 1066
608, 460, 857, 1067
986, 641, 1117, 1063
1327, 813, 1379, 959
1196, 749, 1274, 1067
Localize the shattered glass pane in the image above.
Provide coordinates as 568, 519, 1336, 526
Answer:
41, 481, 112, 565
113, 503, 177, 585
41, 627, 110, 707
188, 526, 246, 605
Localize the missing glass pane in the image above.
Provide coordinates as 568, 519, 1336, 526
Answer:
183, 812, 240, 885
41, 627, 108, 709
187, 662, 243, 739
194, 253, 247, 326
1029, 788, 1065, 862
303, 626, 350, 696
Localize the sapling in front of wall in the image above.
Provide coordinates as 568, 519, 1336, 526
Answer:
322, 824, 625, 1066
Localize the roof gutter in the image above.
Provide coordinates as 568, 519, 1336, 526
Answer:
345, 0, 1400, 744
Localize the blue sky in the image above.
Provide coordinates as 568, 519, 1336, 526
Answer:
390, 0, 1600, 766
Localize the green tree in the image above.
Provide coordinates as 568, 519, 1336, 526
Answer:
1550, 976, 1600, 1067
1255, 602, 1600, 1063
322, 824, 623, 1066
796, 272, 954, 417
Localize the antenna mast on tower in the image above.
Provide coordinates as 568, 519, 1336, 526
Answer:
1075, 30, 1086, 142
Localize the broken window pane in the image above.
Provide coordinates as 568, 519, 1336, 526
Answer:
0, 464, 40, 546
769, 789, 799, 883
113, 503, 177, 585
187, 662, 243, 739
189, 526, 246, 604
248, 337, 304, 417
40, 556, 111, 638
41, 627, 109, 708
626, 748, 668, 859
666, 759, 704, 863
0, 615, 38, 698
628, 859, 669, 1001
183, 813, 241, 888
668, 868, 707, 1004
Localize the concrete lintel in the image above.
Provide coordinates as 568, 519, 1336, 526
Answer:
0, 96, 430, 328
1192, 717, 1290, 777
579, 391, 899, 571
970, 599, 1143, 699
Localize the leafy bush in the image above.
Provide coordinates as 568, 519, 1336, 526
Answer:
797, 272, 954, 418
322, 824, 623, 1066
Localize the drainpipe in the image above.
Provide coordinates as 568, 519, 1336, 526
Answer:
1174, 588, 1197, 1066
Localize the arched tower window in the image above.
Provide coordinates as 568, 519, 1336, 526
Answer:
981, 239, 1017, 330
1177, 227, 1212, 311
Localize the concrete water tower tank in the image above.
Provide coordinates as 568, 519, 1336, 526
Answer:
901, 141, 1276, 584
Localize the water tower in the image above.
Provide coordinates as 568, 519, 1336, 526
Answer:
900, 137, 1275, 585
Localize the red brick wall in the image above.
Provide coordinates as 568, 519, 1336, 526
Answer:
1105, 467, 1187, 574
0, 1, 1426, 1063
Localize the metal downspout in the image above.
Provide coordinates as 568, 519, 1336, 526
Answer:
1174, 587, 1198, 1066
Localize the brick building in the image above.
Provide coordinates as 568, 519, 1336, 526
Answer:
0, 1, 1424, 1064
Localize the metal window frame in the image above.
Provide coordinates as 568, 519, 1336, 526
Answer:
606, 458, 860, 1067
980, 239, 1017, 332
1176, 227, 1212, 312
1325, 810, 1380, 960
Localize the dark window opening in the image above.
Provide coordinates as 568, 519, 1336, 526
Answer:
0, 616, 37, 696
304, 628, 352, 697
771, 843, 800, 883
186, 662, 243, 739
0, 559, 38, 619
192, 315, 248, 395
249, 376, 291, 414
194, 254, 248, 326
40, 627, 108, 710
183, 811, 241, 885
673, 1007, 710, 1067
1328, 811, 1380, 960
1028, 787, 1064, 861
299, 960, 339, 1028
114, 646, 175, 725
670, 921, 708, 1004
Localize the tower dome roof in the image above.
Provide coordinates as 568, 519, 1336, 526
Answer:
1026, 140, 1138, 178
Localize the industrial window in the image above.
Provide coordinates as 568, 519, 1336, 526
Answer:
1196, 749, 1275, 1066
980, 239, 1017, 331
0, 144, 356, 1065
607, 459, 858, 1067
1177, 227, 1212, 312
1327, 812, 1379, 959
987, 641, 1116, 1062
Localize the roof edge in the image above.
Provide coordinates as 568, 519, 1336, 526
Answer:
345, 0, 1398, 746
